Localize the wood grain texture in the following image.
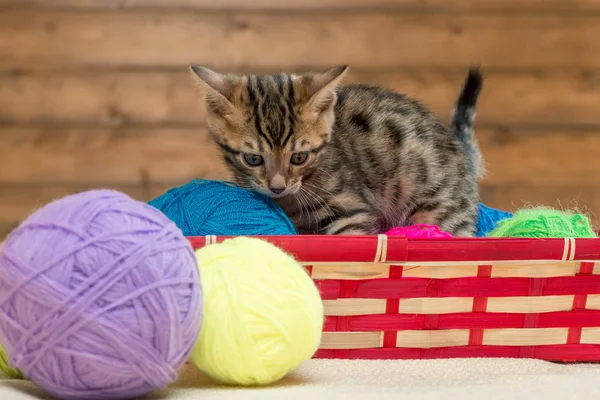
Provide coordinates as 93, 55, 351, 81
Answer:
486, 295, 575, 313
401, 264, 479, 279
398, 297, 474, 315
0, 70, 205, 125
481, 185, 600, 217
1, 11, 599, 70
320, 332, 383, 350
323, 298, 386, 316
0, 183, 173, 224
580, 327, 600, 345
2, 0, 599, 12
0, 125, 597, 186
478, 128, 600, 186
0, 125, 229, 185
490, 262, 578, 278
3, 70, 600, 127
482, 328, 569, 346
0, 222, 18, 239
311, 263, 391, 280
396, 329, 470, 348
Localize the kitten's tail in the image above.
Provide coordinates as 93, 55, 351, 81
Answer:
450, 66, 485, 179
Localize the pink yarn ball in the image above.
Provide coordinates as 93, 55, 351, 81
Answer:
385, 224, 453, 239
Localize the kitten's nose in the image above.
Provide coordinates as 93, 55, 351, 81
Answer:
269, 186, 285, 195
269, 174, 286, 195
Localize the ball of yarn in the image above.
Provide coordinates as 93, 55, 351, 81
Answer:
148, 180, 296, 236
476, 203, 513, 237
0, 190, 203, 399
0, 343, 22, 379
488, 207, 598, 238
385, 224, 453, 239
190, 237, 323, 386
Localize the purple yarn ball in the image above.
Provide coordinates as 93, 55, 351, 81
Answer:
0, 190, 202, 399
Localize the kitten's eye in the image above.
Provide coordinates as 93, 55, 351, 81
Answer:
290, 152, 310, 166
242, 153, 264, 167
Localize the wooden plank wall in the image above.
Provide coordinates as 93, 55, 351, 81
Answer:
1, 0, 599, 238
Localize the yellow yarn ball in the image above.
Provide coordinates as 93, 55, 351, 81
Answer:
190, 237, 324, 386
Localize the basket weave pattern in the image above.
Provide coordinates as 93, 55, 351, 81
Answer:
189, 235, 600, 362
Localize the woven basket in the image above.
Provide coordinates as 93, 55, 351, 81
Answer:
189, 235, 600, 362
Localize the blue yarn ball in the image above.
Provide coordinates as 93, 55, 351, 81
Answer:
476, 203, 513, 237
148, 180, 297, 236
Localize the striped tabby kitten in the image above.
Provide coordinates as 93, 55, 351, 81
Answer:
191, 65, 484, 236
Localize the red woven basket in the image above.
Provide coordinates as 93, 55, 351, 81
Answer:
188, 235, 600, 362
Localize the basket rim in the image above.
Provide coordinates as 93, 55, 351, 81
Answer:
187, 235, 600, 263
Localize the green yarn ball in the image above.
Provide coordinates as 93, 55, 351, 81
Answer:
488, 207, 597, 238
0, 343, 23, 379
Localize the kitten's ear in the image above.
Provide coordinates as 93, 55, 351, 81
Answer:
190, 64, 240, 116
302, 65, 349, 115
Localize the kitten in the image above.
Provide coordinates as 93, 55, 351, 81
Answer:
190, 65, 483, 236
450, 67, 485, 181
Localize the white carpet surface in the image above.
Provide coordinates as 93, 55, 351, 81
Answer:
2, 358, 600, 399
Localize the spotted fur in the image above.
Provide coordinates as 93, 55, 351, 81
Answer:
191, 64, 483, 236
